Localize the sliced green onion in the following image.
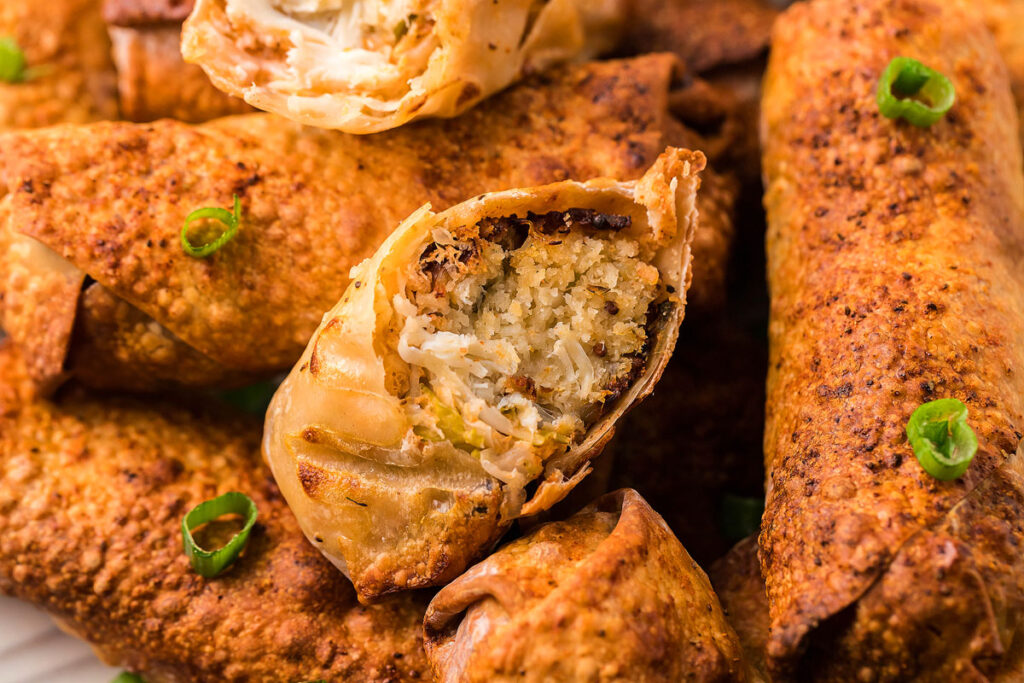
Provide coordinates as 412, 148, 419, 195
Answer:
111, 674, 146, 683
720, 494, 764, 541
0, 36, 27, 83
906, 398, 978, 481
181, 194, 241, 258
876, 56, 955, 127
182, 491, 258, 577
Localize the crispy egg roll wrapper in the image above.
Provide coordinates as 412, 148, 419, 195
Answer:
423, 489, 749, 682
0, 343, 429, 682
102, 0, 253, 122
620, 0, 777, 73
264, 149, 703, 602
104, 23, 253, 122
182, 0, 626, 133
977, 1, 1024, 153
710, 537, 770, 682
762, 0, 1024, 677
0, 0, 118, 130
0, 55, 733, 392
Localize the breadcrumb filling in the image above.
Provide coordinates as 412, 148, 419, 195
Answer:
395, 210, 660, 487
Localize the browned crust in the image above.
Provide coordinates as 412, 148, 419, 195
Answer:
710, 537, 770, 681
620, 0, 777, 73
102, 0, 193, 25
761, 0, 1024, 677
67, 282, 257, 391
0, 342, 430, 682
0, 0, 119, 130
0, 55, 729, 391
107, 24, 252, 122
975, 1, 1024, 154
424, 489, 749, 682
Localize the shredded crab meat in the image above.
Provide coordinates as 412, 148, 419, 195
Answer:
396, 214, 661, 488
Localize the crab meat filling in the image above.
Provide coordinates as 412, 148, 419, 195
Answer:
395, 209, 663, 490
235, 0, 439, 105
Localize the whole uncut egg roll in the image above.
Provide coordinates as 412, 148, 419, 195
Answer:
976, 1, 1024, 153
761, 0, 1024, 678
263, 148, 703, 602
0, 342, 429, 682
0, 0, 118, 130
423, 489, 749, 682
0, 55, 734, 394
181, 0, 626, 133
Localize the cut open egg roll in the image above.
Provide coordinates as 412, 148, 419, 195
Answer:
423, 489, 749, 682
181, 0, 627, 132
0, 56, 728, 394
263, 148, 704, 602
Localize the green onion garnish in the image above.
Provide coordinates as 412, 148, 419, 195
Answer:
181, 194, 242, 258
111, 674, 146, 683
182, 491, 258, 577
720, 494, 764, 541
876, 56, 955, 127
0, 36, 27, 83
906, 398, 978, 480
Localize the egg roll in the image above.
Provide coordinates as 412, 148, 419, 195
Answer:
102, 0, 253, 122
710, 537, 770, 681
978, 1, 1024, 153
0, 55, 731, 393
181, 0, 626, 133
762, 0, 1024, 678
423, 489, 749, 682
263, 148, 703, 602
0, 343, 429, 682
0, 0, 118, 130
621, 0, 777, 73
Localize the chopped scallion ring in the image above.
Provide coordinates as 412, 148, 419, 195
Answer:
111, 674, 146, 683
0, 36, 27, 83
906, 398, 978, 481
181, 491, 258, 577
876, 56, 955, 127
181, 194, 242, 258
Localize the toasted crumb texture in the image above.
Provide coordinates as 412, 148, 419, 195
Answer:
402, 211, 658, 439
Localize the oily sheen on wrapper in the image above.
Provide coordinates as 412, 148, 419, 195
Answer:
182, 0, 626, 133
263, 148, 703, 603
761, 0, 1024, 678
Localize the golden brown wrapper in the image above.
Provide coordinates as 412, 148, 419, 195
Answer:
0, 55, 732, 393
710, 537, 770, 682
0, 0, 119, 130
423, 489, 749, 682
0, 342, 429, 682
101, 0, 253, 122
761, 0, 1024, 678
977, 1, 1024, 154
621, 0, 777, 73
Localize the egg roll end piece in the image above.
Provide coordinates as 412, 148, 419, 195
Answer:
423, 489, 750, 682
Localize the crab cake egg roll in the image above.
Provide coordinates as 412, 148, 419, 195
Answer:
182, 0, 627, 133
264, 148, 704, 602
761, 0, 1024, 678
424, 489, 750, 683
